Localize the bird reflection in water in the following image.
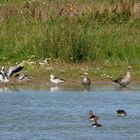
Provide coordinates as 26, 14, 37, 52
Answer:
50, 86, 60, 92
82, 85, 91, 92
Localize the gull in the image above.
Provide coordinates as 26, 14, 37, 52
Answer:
113, 65, 132, 87
0, 67, 9, 83
15, 74, 31, 82
7, 64, 24, 79
50, 75, 64, 86
0, 64, 24, 83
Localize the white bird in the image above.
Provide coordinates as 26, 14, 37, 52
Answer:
0, 64, 24, 83
113, 65, 132, 87
0, 67, 9, 83
50, 75, 64, 86
7, 64, 24, 79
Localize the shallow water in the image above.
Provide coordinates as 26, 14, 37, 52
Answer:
0, 85, 140, 140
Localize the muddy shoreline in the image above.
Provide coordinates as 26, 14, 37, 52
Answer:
0, 79, 139, 88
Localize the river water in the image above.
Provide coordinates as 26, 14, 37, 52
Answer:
0, 85, 140, 140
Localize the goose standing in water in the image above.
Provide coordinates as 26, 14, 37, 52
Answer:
81, 72, 91, 86
113, 65, 132, 87
50, 75, 64, 86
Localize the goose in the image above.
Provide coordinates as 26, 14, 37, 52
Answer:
113, 65, 132, 87
81, 72, 91, 86
116, 109, 127, 116
50, 75, 64, 86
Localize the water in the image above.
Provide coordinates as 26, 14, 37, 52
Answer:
0, 85, 140, 140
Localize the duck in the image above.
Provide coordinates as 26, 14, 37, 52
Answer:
88, 111, 99, 121
92, 116, 102, 128
81, 72, 91, 86
92, 123, 102, 128
113, 65, 132, 87
50, 75, 64, 86
116, 109, 127, 116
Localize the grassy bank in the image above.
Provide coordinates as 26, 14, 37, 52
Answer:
0, 0, 140, 80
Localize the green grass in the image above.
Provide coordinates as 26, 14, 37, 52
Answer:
0, 0, 140, 80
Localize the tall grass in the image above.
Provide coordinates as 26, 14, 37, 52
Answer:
0, 0, 140, 67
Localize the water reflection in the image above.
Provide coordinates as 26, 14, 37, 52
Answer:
50, 86, 60, 92
0, 87, 10, 93
82, 85, 91, 92
0, 84, 32, 93
114, 86, 132, 91
0, 83, 139, 93
0, 86, 22, 93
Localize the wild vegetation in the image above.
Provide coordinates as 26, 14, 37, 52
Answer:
0, 0, 140, 80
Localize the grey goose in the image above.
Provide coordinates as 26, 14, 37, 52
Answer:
113, 65, 132, 87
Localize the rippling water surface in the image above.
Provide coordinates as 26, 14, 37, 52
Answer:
0, 85, 140, 140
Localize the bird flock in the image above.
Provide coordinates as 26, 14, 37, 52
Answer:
0, 65, 132, 88
0, 64, 133, 128
50, 65, 132, 88
0, 64, 31, 83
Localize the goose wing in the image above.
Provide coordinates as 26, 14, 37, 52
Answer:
113, 71, 128, 83
7, 65, 24, 78
113, 77, 123, 83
